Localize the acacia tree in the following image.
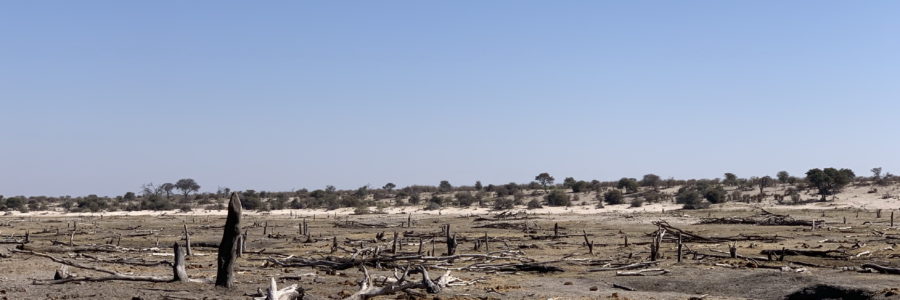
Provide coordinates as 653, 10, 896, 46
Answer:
534, 173, 554, 191
160, 183, 175, 199
640, 174, 661, 190
438, 180, 452, 193
805, 168, 855, 201
723, 173, 738, 186
175, 178, 201, 203
617, 178, 639, 194
758, 176, 773, 195
871, 167, 882, 180
563, 177, 576, 189
382, 182, 396, 192
776, 171, 790, 186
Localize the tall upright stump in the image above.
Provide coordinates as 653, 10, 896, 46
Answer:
216, 192, 242, 288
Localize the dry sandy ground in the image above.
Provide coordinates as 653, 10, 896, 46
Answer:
1, 185, 898, 299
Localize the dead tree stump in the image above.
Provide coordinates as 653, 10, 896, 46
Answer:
729, 243, 737, 258
391, 232, 399, 254
446, 234, 457, 256
215, 192, 243, 288
676, 232, 683, 263
173, 242, 189, 282
183, 224, 192, 256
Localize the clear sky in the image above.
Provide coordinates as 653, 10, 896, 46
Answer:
1, 1, 898, 197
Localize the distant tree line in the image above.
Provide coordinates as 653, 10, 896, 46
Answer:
0, 167, 895, 213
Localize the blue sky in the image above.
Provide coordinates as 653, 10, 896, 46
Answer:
1, 1, 898, 197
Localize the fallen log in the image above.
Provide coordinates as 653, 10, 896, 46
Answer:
759, 249, 849, 258
590, 261, 659, 272
616, 268, 669, 276
12, 243, 201, 285
862, 264, 900, 275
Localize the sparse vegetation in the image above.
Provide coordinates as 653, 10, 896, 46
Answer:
545, 189, 571, 206
603, 190, 625, 205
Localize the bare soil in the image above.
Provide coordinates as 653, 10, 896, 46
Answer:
1, 207, 898, 299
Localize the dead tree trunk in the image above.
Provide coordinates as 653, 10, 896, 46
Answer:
676, 232, 683, 263
173, 242, 189, 282
303, 219, 309, 236
446, 234, 457, 256
215, 192, 243, 288
331, 236, 338, 254
582, 230, 593, 255
729, 243, 737, 258
183, 224, 192, 256
391, 232, 399, 254
650, 228, 665, 261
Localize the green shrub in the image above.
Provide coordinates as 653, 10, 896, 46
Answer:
454, 192, 476, 207
545, 190, 571, 207
493, 198, 515, 210
676, 189, 708, 209
617, 178, 639, 194
630, 198, 644, 208
424, 201, 442, 210
527, 198, 543, 209
604, 190, 625, 205
703, 185, 727, 204
353, 205, 371, 215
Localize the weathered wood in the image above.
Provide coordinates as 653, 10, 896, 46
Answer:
183, 223, 192, 256
254, 277, 302, 300
236, 235, 243, 258
215, 192, 243, 288
760, 249, 848, 258
616, 268, 669, 276
54, 266, 73, 280
676, 233, 683, 263
590, 261, 659, 272
331, 236, 338, 254
729, 243, 737, 258
862, 263, 900, 275
172, 242, 189, 282
446, 233, 457, 256
582, 230, 593, 255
